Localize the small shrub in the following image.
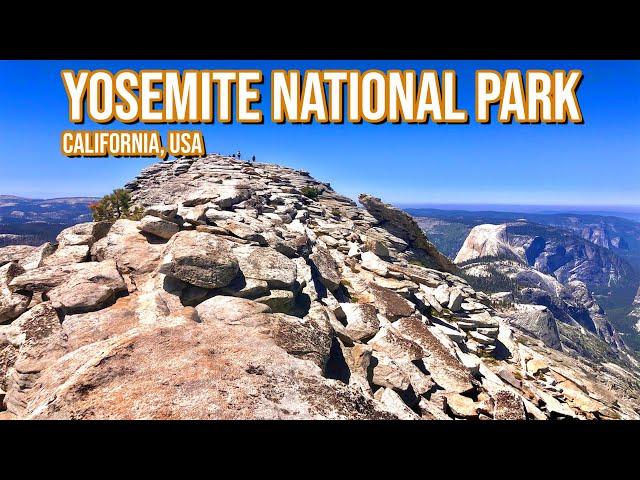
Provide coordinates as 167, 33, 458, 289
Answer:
300, 186, 320, 199
340, 279, 353, 288
90, 189, 144, 222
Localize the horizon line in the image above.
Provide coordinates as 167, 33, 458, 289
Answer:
396, 202, 640, 208
3, 193, 640, 211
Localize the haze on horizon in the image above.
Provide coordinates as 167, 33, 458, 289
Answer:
1, 60, 638, 207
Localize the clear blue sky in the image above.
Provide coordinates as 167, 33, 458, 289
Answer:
0, 60, 638, 207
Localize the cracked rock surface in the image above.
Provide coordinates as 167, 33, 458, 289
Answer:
1, 154, 639, 420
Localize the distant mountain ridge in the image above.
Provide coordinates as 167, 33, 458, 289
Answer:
412, 208, 640, 354
404, 205, 640, 221
0, 195, 97, 247
410, 207, 640, 272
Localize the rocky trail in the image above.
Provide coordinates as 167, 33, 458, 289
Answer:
1, 154, 639, 419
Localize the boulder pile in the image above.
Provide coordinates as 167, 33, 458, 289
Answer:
1, 154, 639, 419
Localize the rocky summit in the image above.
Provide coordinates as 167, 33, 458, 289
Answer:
1, 154, 639, 420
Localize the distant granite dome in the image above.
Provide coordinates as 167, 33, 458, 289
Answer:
455, 221, 635, 355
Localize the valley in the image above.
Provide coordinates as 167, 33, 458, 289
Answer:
0, 195, 96, 247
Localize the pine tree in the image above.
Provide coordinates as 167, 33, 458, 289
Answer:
89, 189, 144, 221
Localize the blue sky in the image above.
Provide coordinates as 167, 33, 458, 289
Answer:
0, 60, 638, 207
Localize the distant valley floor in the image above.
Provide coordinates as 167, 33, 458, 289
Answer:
0, 195, 95, 247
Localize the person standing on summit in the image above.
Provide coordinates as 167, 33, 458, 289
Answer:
236, 150, 241, 160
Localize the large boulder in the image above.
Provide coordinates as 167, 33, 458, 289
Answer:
0, 337, 16, 392
8, 263, 81, 293
56, 221, 111, 248
9, 258, 123, 291
367, 283, 415, 320
0, 243, 56, 271
219, 276, 270, 300
364, 237, 390, 257
49, 282, 123, 315
144, 204, 178, 220
42, 245, 90, 266
218, 220, 267, 244
369, 325, 424, 362
360, 251, 389, 277
394, 317, 475, 394
159, 231, 239, 289
309, 245, 341, 291
336, 341, 373, 391
211, 185, 252, 209
205, 208, 238, 223
91, 219, 163, 274
371, 355, 411, 390
196, 296, 272, 324
444, 393, 479, 419
340, 302, 380, 342
432, 284, 450, 306
9, 260, 127, 314
448, 288, 465, 312
388, 263, 441, 287
269, 312, 333, 369
22, 243, 57, 270
237, 247, 297, 290
137, 215, 179, 240
509, 304, 561, 350
178, 204, 208, 225
0, 263, 31, 324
